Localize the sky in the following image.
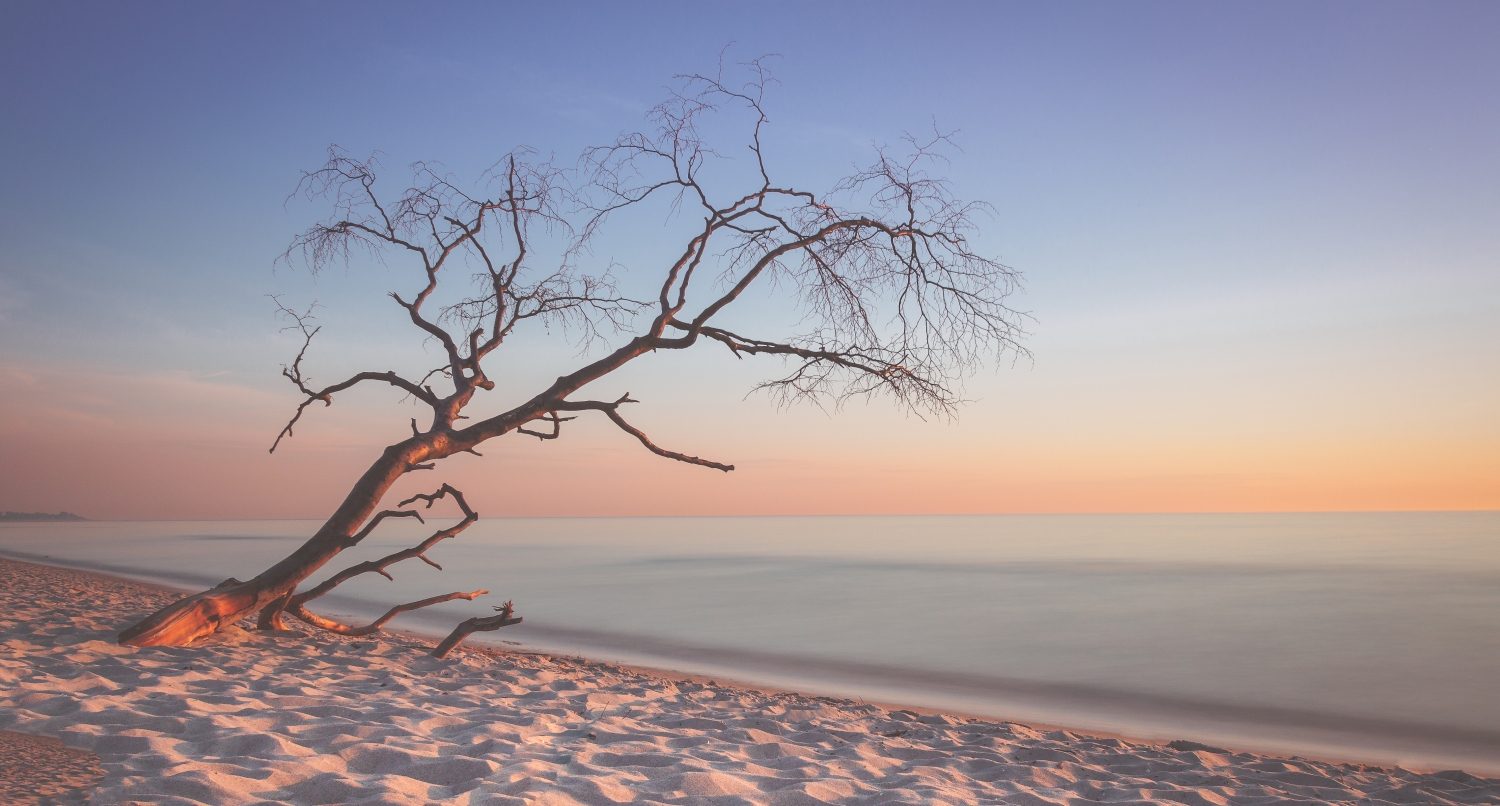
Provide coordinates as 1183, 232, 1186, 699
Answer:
1, 2, 1496, 519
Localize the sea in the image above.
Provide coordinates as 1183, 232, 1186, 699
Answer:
3, 511, 1497, 773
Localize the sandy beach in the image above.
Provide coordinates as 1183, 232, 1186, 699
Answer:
2, 558, 1496, 805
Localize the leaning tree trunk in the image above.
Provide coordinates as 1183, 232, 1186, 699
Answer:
118, 439, 430, 646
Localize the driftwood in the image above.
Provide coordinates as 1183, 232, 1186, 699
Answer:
431, 601, 522, 658
290, 589, 488, 637
269, 484, 516, 642
117, 61, 1027, 648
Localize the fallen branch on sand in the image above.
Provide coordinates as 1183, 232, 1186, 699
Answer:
432, 600, 523, 658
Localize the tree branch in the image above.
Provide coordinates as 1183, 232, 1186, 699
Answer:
399, 483, 476, 517
284, 484, 479, 638
269, 297, 440, 453
432, 600, 523, 658
347, 508, 425, 548
287, 589, 488, 638
515, 412, 574, 441
555, 395, 734, 472
666, 319, 953, 411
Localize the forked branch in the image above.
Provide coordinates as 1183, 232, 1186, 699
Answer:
347, 508, 425, 548
398, 483, 476, 517
516, 412, 574, 441
283, 484, 483, 637
288, 589, 489, 638
667, 319, 952, 411
269, 298, 439, 453
555, 395, 734, 471
432, 600, 523, 658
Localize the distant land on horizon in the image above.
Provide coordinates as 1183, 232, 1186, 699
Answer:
0, 511, 88, 522
15, 508, 1496, 524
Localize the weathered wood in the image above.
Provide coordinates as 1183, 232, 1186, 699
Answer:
289, 486, 476, 609
431, 601, 522, 658
116, 63, 1026, 650
119, 441, 426, 646
288, 590, 487, 637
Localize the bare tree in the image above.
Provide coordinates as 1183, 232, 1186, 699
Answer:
118, 63, 1028, 651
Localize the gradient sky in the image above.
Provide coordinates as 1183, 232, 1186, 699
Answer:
2, 2, 1496, 519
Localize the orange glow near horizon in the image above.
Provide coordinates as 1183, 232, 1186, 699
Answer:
1, 362, 1494, 520
3, 3, 1499, 525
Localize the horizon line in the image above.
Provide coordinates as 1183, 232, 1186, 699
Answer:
15, 508, 1499, 524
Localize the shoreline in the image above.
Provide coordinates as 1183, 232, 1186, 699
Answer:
10, 549, 1499, 777
5, 554, 1135, 736
3, 557, 1497, 804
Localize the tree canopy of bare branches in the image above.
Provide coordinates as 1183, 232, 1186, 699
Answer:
118, 61, 1028, 652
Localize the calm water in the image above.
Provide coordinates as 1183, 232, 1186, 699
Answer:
3, 512, 1498, 772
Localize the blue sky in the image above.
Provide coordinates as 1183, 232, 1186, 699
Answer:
2, 2, 1496, 517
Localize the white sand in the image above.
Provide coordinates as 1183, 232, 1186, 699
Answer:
1, 559, 1495, 805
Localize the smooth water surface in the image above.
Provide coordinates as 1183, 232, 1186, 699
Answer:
4, 512, 1497, 772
